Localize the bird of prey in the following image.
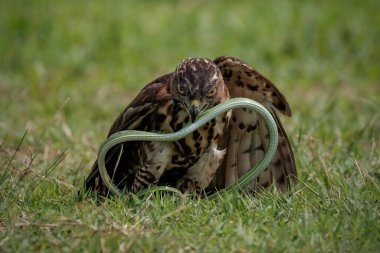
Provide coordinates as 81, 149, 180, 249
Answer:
83, 56, 296, 196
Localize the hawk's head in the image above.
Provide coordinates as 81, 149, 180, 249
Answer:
172, 58, 228, 122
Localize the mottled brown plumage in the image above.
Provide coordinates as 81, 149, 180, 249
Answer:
83, 56, 296, 196
208, 56, 296, 193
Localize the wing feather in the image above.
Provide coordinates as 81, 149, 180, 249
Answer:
83, 74, 174, 194
211, 56, 297, 192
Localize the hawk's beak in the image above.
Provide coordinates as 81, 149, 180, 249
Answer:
189, 99, 201, 122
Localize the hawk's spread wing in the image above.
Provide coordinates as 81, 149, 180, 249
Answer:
210, 56, 297, 192
84, 74, 173, 194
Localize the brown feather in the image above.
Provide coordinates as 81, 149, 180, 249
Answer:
210, 56, 297, 192
84, 75, 174, 194
214, 56, 292, 116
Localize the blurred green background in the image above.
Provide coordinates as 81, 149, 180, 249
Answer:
1, 0, 380, 184
1, 1, 380, 252
1, 0, 379, 187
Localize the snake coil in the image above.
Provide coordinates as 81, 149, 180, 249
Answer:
97, 97, 278, 199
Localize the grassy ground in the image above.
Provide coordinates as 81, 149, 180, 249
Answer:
1, 0, 380, 252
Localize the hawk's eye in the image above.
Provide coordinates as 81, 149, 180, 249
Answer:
177, 83, 185, 95
207, 87, 216, 97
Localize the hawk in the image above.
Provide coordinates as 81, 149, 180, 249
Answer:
83, 56, 296, 196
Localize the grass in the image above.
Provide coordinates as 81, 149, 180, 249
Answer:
1, 0, 380, 252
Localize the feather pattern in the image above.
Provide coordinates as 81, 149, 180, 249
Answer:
209, 56, 297, 192
83, 56, 296, 197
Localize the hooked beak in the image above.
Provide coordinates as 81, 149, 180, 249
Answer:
189, 99, 201, 122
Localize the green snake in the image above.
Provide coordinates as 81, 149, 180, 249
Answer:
97, 97, 278, 199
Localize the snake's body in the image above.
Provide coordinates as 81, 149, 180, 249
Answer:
97, 98, 278, 199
